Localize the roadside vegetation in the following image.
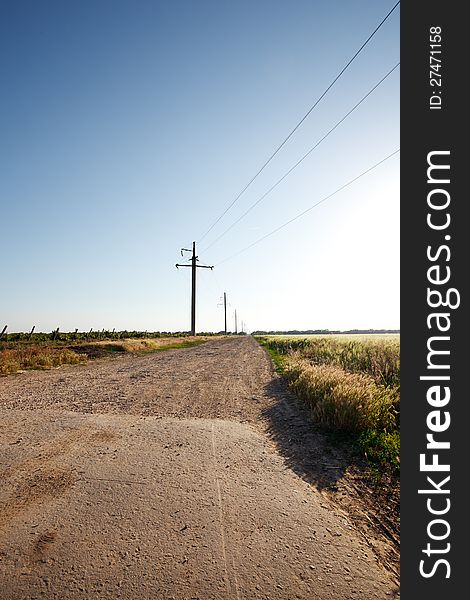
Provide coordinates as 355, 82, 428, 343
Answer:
259, 335, 400, 474
0, 345, 86, 375
0, 331, 216, 376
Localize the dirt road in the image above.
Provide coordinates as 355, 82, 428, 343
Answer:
0, 337, 399, 598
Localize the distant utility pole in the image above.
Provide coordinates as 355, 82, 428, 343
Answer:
218, 292, 227, 333
176, 241, 213, 336
234, 310, 238, 334
223, 292, 227, 334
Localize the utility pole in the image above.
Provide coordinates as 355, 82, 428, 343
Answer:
234, 309, 238, 334
223, 292, 227, 334
217, 292, 228, 333
176, 241, 213, 335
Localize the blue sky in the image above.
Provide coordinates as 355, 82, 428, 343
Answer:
0, 0, 399, 333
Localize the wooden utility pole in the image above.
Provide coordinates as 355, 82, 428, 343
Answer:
176, 242, 213, 336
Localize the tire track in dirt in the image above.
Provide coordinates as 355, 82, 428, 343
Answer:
211, 422, 241, 600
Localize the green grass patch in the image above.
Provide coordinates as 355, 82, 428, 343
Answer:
259, 339, 288, 374
358, 429, 400, 473
100, 344, 127, 353
150, 340, 207, 352
89, 340, 206, 355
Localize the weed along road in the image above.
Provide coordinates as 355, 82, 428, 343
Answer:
0, 337, 399, 598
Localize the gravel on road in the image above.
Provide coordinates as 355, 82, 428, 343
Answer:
0, 337, 399, 598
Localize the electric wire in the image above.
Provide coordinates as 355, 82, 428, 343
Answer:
215, 149, 400, 266
201, 62, 399, 253
197, 1, 400, 244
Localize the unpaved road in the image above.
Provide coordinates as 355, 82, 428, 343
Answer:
0, 337, 399, 599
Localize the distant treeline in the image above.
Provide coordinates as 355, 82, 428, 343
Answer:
251, 329, 400, 335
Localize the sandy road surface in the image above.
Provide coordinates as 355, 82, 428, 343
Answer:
0, 337, 399, 598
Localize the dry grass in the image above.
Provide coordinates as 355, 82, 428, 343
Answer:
0, 346, 85, 376
285, 358, 398, 433
263, 336, 400, 388
260, 336, 400, 472
0, 336, 215, 376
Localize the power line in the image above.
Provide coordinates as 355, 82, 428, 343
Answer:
201, 61, 399, 253
197, 1, 400, 244
215, 149, 400, 266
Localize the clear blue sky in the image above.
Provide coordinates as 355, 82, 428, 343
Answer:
0, 0, 399, 333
